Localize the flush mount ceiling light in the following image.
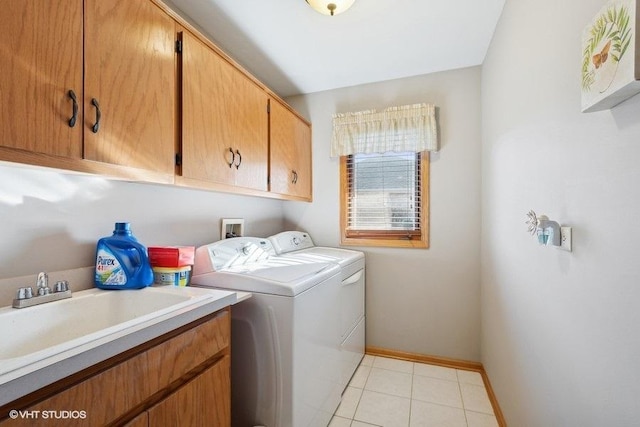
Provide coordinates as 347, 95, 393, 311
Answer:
306, 0, 355, 16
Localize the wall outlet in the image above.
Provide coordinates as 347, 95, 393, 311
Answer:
559, 226, 572, 252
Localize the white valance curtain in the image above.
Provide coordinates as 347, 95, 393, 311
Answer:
331, 103, 438, 157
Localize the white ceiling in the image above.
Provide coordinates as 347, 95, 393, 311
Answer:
167, 0, 506, 97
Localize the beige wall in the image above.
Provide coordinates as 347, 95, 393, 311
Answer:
0, 163, 284, 300
481, 0, 640, 425
285, 67, 483, 361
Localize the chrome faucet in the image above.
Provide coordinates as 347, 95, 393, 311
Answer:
13, 272, 72, 309
36, 272, 50, 296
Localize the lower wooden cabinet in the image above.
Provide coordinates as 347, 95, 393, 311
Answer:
148, 356, 230, 427
0, 308, 230, 427
123, 356, 230, 427
123, 412, 149, 427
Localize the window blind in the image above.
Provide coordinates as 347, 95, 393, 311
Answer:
345, 151, 422, 239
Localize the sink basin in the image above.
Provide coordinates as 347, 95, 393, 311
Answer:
2, 288, 196, 359
0, 286, 236, 388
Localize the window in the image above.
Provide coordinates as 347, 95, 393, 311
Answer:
333, 103, 436, 249
340, 151, 428, 248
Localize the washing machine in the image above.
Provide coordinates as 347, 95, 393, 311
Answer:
191, 237, 341, 427
269, 231, 365, 393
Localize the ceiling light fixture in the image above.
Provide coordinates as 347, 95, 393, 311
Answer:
306, 0, 355, 16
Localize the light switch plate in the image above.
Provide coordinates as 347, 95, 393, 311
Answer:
559, 226, 572, 252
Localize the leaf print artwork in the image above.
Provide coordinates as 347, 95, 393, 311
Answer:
581, 2, 632, 93
581, 0, 640, 112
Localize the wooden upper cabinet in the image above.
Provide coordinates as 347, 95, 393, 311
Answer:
0, 1, 83, 158
0, 0, 312, 200
180, 30, 268, 192
83, 0, 176, 175
269, 99, 312, 200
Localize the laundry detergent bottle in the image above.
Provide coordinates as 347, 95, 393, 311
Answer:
95, 222, 154, 290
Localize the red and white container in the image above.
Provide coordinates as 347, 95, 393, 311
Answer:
148, 246, 195, 268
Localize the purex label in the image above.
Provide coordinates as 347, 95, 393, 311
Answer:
95, 248, 126, 285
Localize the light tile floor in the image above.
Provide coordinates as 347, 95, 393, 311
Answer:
330, 355, 499, 427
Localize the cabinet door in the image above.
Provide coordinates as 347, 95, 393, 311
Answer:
148, 356, 231, 427
269, 99, 312, 200
181, 31, 268, 191
123, 412, 148, 427
83, 0, 176, 175
0, 1, 83, 158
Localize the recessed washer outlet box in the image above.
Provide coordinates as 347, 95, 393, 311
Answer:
221, 219, 244, 239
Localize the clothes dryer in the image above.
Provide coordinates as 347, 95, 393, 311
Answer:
269, 231, 365, 392
192, 237, 341, 427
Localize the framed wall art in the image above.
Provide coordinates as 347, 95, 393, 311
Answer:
581, 0, 640, 112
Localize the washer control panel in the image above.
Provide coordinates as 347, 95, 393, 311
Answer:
269, 231, 315, 254
194, 237, 274, 274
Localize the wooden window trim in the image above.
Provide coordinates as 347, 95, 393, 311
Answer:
340, 152, 429, 249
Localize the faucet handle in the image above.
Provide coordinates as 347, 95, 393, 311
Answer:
54, 280, 69, 293
16, 287, 34, 300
